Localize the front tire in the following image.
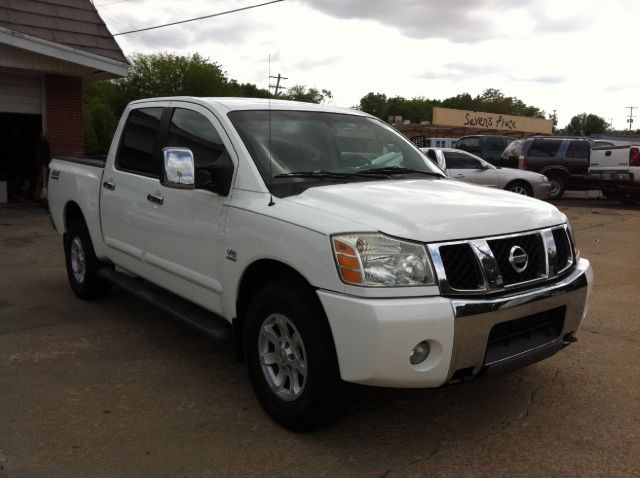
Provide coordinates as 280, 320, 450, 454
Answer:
243, 280, 350, 431
64, 219, 112, 300
546, 175, 566, 200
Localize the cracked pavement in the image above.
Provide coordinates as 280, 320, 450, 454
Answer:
1, 196, 639, 477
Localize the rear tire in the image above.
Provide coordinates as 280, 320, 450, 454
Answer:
546, 175, 566, 200
505, 180, 533, 197
243, 280, 350, 431
64, 218, 112, 300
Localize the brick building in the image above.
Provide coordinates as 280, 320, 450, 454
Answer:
0, 0, 128, 202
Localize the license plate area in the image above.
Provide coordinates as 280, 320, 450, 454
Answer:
484, 306, 565, 366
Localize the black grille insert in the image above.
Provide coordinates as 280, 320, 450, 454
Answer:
439, 244, 484, 290
484, 306, 565, 365
488, 233, 546, 286
552, 228, 572, 271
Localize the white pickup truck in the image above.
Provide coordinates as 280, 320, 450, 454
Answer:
589, 144, 640, 204
48, 97, 593, 431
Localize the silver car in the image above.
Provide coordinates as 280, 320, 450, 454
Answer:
420, 147, 551, 199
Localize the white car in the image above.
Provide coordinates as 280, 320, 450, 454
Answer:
421, 147, 551, 199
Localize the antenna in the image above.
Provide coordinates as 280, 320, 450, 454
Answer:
268, 55, 275, 206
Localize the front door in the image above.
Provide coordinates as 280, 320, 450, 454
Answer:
140, 103, 236, 314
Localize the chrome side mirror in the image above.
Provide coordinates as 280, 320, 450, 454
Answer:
161, 147, 195, 189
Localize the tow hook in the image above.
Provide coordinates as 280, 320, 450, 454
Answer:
562, 333, 578, 345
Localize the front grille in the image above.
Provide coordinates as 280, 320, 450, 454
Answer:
552, 228, 572, 271
430, 225, 576, 296
439, 244, 484, 290
487, 233, 546, 286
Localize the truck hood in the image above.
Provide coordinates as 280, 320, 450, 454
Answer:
284, 179, 566, 242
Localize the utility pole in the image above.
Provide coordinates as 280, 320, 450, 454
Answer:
551, 109, 558, 131
269, 74, 287, 96
627, 106, 637, 131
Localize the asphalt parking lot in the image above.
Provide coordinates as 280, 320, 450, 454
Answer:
1, 196, 639, 478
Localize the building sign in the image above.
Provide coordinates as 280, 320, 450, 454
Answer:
432, 107, 553, 134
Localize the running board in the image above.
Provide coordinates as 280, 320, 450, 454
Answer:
98, 268, 231, 343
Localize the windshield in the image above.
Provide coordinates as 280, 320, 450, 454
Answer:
228, 110, 444, 196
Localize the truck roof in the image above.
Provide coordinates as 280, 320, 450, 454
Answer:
129, 96, 370, 116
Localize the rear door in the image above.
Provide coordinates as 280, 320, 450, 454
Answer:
525, 139, 562, 173
100, 104, 167, 279
444, 151, 499, 187
564, 140, 590, 174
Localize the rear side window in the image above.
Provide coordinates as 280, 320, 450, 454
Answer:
486, 137, 506, 153
117, 108, 163, 176
444, 151, 481, 169
566, 141, 590, 158
457, 137, 480, 154
528, 139, 561, 157
165, 108, 226, 169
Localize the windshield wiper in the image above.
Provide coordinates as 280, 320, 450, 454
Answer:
274, 170, 389, 179
358, 166, 444, 178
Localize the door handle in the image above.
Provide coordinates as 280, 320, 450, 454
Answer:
103, 181, 116, 190
454, 174, 465, 178
147, 193, 164, 205
605, 151, 612, 156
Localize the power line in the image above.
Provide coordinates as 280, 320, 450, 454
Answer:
113, 0, 284, 36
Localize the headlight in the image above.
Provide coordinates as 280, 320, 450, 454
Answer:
332, 233, 436, 287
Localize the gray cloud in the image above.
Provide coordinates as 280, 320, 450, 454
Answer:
296, 0, 533, 43
291, 55, 340, 70
509, 74, 566, 84
416, 62, 503, 80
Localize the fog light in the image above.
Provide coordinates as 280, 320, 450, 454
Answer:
410, 341, 430, 365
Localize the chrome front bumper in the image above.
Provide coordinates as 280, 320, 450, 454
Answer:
446, 258, 593, 381
319, 258, 592, 388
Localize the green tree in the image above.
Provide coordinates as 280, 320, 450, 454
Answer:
82, 53, 329, 154
565, 113, 610, 135
356, 88, 544, 123
284, 85, 333, 104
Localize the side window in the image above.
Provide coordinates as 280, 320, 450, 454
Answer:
165, 108, 226, 169
566, 141, 590, 158
486, 137, 505, 153
444, 151, 481, 169
458, 137, 481, 154
528, 139, 561, 157
117, 108, 163, 176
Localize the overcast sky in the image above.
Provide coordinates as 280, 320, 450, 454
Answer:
95, 0, 640, 130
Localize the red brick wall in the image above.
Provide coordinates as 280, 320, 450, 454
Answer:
45, 75, 83, 157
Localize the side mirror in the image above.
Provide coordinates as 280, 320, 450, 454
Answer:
161, 147, 195, 190
481, 162, 490, 170
195, 150, 234, 196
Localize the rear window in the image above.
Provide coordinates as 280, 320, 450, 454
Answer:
444, 151, 482, 169
566, 141, 590, 159
457, 137, 480, 154
116, 108, 163, 176
486, 137, 506, 153
528, 139, 561, 157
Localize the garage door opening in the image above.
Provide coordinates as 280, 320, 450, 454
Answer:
0, 113, 47, 203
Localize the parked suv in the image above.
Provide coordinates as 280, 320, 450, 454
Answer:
502, 137, 592, 199
455, 135, 516, 165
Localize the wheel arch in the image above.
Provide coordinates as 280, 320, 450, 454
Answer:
504, 179, 533, 195
63, 201, 86, 232
540, 166, 570, 178
233, 259, 327, 362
